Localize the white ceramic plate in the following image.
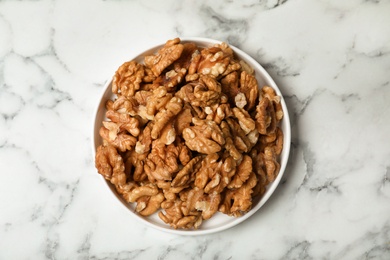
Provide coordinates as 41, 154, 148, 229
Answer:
92, 37, 291, 235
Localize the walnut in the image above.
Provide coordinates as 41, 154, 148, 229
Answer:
173, 42, 199, 71
159, 198, 202, 229
126, 183, 159, 203
205, 156, 237, 194
159, 120, 176, 145
225, 118, 252, 153
263, 146, 280, 182
182, 118, 225, 154
227, 155, 252, 189
144, 38, 184, 77
205, 103, 233, 124
112, 61, 145, 98
143, 86, 173, 119
239, 71, 259, 111
194, 153, 220, 190
136, 192, 165, 216
239, 60, 254, 75
221, 71, 240, 105
220, 121, 242, 161
255, 86, 284, 135
262, 86, 284, 122
95, 145, 126, 186
151, 97, 183, 139
220, 172, 257, 217
123, 149, 147, 182
174, 105, 193, 135
110, 95, 138, 116
152, 68, 186, 91
135, 123, 152, 155
194, 154, 236, 194
171, 156, 202, 187
144, 140, 180, 182
232, 107, 256, 134
195, 193, 221, 220
99, 127, 137, 152
106, 110, 140, 137
116, 182, 139, 202
197, 44, 232, 78
234, 92, 247, 109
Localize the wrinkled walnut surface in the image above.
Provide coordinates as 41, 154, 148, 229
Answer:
95, 38, 285, 230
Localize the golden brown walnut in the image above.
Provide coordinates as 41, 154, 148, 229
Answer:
220, 121, 242, 161
262, 86, 284, 122
197, 44, 232, 78
195, 193, 222, 220
135, 123, 153, 154
182, 118, 225, 154
258, 127, 283, 156
232, 107, 256, 135
174, 105, 193, 135
126, 183, 159, 203
153, 68, 186, 91
194, 75, 222, 105
112, 61, 145, 97
136, 192, 165, 216
220, 172, 257, 217
184, 187, 205, 215
239, 71, 259, 111
194, 153, 220, 190
123, 150, 147, 182
227, 155, 252, 189
116, 182, 139, 202
151, 97, 183, 139
230, 172, 257, 214
205, 156, 237, 194
173, 42, 199, 71
255, 86, 284, 135
263, 146, 280, 182
141, 86, 173, 120
221, 71, 240, 105
159, 120, 176, 145
144, 38, 184, 77
171, 156, 202, 187
99, 127, 137, 152
250, 149, 268, 196
95, 145, 126, 186
106, 110, 140, 137
255, 96, 276, 135
159, 199, 203, 229
225, 118, 252, 153
144, 141, 180, 182
111, 95, 138, 116
205, 103, 233, 124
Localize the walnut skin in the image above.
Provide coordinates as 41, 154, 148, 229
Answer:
95, 38, 285, 230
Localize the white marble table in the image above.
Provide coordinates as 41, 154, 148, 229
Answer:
1, 0, 390, 259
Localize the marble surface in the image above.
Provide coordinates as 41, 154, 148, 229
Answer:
1, 0, 390, 259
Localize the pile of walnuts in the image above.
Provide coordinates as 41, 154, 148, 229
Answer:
95, 38, 284, 229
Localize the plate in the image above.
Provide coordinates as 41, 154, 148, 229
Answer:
92, 37, 291, 235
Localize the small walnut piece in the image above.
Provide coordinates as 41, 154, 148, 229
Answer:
95, 145, 126, 186
145, 38, 184, 77
182, 118, 225, 154
112, 61, 145, 98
